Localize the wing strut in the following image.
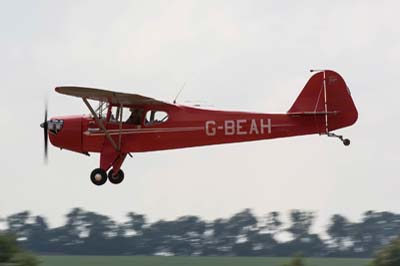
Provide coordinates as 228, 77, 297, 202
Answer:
82, 98, 119, 151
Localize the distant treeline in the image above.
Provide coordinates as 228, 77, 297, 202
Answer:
1, 208, 399, 257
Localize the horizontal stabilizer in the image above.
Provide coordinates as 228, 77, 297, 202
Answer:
287, 111, 340, 116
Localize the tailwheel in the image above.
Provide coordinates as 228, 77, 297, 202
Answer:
108, 169, 124, 184
327, 132, 351, 146
90, 168, 107, 186
343, 138, 350, 146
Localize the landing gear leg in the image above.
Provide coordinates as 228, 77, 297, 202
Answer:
99, 150, 128, 185
327, 132, 350, 146
90, 168, 107, 186
108, 169, 124, 184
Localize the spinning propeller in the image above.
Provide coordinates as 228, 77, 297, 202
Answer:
40, 100, 48, 163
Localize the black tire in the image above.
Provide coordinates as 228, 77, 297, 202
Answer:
90, 168, 107, 186
343, 139, 351, 146
108, 169, 124, 184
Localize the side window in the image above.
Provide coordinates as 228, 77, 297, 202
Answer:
145, 110, 169, 126
109, 107, 138, 124
126, 108, 144, 125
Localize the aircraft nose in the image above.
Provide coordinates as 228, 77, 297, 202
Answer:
47, 116, 82, 153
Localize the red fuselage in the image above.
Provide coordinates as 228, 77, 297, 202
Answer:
49, 104, 355, 154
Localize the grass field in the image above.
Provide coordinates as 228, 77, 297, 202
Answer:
39, 256, 371, 266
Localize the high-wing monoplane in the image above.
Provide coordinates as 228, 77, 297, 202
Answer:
41, 70, 358, 185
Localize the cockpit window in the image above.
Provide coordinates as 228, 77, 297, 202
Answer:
126, 108, 144, 125
145, 110, 169, 126
108, 106, 144, 125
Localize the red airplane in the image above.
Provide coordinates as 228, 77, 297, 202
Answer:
41, 70, 358, 186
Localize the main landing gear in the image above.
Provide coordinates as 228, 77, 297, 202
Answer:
90, 168, 125, 186
108, 169, 124, 184
327, 132, 350, 146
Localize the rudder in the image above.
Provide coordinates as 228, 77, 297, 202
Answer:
288, 70, 358, 133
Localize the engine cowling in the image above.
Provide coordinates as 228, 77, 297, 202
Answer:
48, 115, 83, 153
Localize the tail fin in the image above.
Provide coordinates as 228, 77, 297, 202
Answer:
288, 70, 358, 133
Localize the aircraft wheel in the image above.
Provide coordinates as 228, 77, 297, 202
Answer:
90, 168, 107, 186
108, 169, 124, 184
343, 139, 351, 146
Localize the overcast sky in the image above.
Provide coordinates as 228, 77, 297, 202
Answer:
0, 1, 399, 232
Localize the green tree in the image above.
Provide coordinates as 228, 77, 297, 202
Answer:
80, 211, 118, 254
10, 252, 40, 266
370, 238, 400, 266
207, 209, 258, 255
125, 212, 146, 234
282, 253, 307, 266
264, 211, 283, 235
281, 210, 324, 257
352, 211, 400, 257
287, 210, 315, 239
326, 214, 354, 256
139, 215, 206, 255
6, 211, 31, 242
0, 233, 40, 266
0, 233, 19, 262
26, 216, 49, 252
327, 214, 352, 249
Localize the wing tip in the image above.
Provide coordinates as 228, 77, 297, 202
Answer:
54, 86, 83, 94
